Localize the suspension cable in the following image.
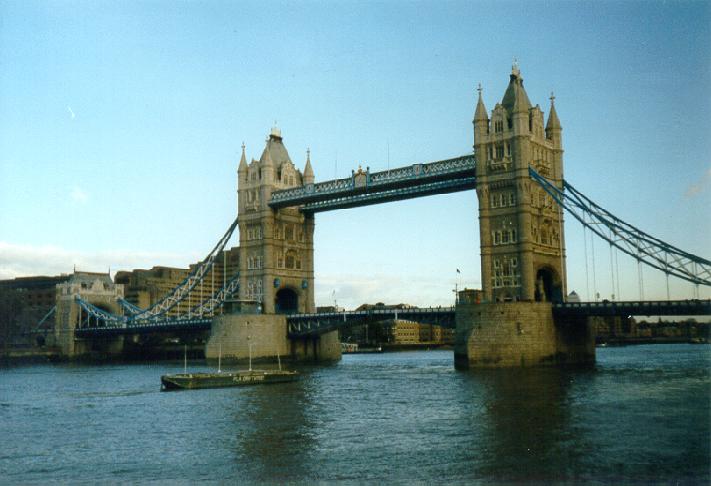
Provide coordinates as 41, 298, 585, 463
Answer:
591, 228, 598, 301
583, 213, 591, 301
609, 242, 615, 300
529, 167, 710, 287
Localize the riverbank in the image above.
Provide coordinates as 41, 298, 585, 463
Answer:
598, 337, 708, 346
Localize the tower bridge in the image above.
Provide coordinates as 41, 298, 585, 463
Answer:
53, 66, 711, 366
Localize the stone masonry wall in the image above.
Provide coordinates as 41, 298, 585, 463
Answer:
455, 301, 594, 369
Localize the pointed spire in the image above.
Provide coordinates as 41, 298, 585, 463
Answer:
238, 142, 247, 173
474, 83, 488, 122
260, 144, 274, 167
501, 63, 531, 114
546, 92, 561, 131
303, 148, 314, 184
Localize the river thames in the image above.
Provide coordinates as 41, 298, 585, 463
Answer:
1, 345, 709, 484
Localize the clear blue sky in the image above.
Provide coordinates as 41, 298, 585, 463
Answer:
1, 0, 709, 308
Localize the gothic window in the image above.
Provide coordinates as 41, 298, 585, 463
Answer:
511, 228, 517, 242
285, 250, 296, 269
502, 231, 509, 244
491, 195, 498, 208
494, 231, 501, 245
506, 143, 511, 156
509, 193, 516, 206
496, 145, 504, 159
296, 258, 302, 270
541, 228, 549, 245
488, 145, 493, 160
277, 254, 284, 269
286, 224, 295, 241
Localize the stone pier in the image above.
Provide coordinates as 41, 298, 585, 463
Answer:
206, 313, 341, 363
454, 300, 595, 369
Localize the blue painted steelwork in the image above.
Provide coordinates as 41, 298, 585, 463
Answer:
270, 155, 475, 212
554, 299, 711, 317
31, 305, 56, 333
529, 166, 711, 287
300, 178, 476, 213
75, 271, 240, 334
73, 217, 241, 334
130, 217, 240, 320
117, 298, 142, 315
75, 316, 212, 337
286, 307, 456, 337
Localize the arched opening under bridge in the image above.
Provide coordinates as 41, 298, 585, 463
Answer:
535, 267, 563, 303
275, 288, 299, 314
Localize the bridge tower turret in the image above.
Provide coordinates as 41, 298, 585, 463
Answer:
237, 127, 315, 314
475, 64, 567, 303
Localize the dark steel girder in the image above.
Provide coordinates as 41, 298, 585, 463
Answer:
269, 154, 476, 212
554, 299, 711, 318
300, 177, 476, 213
287, 307, 456, 337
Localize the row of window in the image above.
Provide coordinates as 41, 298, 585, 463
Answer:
491, 192, 516, 208
277, 250, 303, 270
247, 254, 262, 270
274, 223, 304, 242
532, 225, 560, 247
245, 226, 262, 241
492, 257, 521, 288
486, 143, 511, 160
248, 170, 298, 186
246, 190, 260, 204
246, 279, 263, 300
493, 229, 518, 245
531, 191, 555, 210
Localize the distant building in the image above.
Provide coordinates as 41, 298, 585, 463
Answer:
0, 274, 71, 313
343, 302, 454, 346
114, 247, 240, 316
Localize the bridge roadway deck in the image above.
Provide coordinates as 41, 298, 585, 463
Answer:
287, 300, 711, 337
552, 299, 711, 318
287, 307, 456, 337
73, 300, 710, 338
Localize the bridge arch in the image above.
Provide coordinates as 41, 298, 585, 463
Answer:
275, 287, 299, 314
535, 266, 563, 303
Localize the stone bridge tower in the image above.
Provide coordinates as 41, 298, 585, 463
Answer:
237, 127, 315, 314
474, 64, 566, 303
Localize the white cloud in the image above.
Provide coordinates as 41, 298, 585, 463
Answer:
685, 167, 711, 198
70, 186, 89, 204
0, 241, 198, 280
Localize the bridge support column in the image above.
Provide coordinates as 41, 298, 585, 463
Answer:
206, 314, 290, 364
207, 314, 341, 363
454, 301, 594, 369
290, 330, 341, 363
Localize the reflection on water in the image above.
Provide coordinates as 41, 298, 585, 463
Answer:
0, 345, 709, 483
476, 368, 581, 481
